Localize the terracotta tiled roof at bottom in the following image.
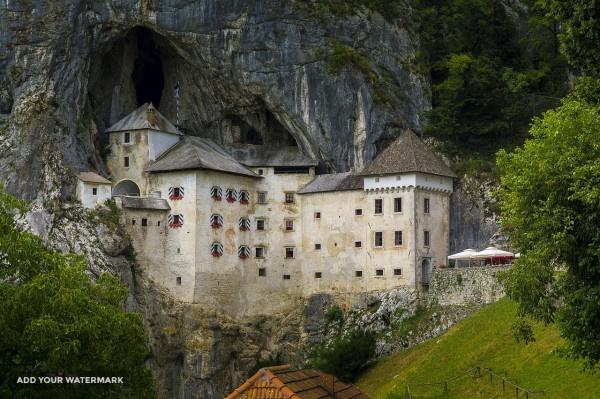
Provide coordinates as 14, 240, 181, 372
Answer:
225, 365, 370, 399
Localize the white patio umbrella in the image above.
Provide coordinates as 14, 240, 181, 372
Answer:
447, 248, 477, 267
473, 247, 514, 265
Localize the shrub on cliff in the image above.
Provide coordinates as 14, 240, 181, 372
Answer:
0, 186, 155, 398
309, 329, 376, 382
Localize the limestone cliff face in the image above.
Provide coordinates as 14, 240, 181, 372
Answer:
0, 0, 427, 202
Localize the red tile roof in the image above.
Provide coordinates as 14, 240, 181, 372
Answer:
225, 365, 370, 399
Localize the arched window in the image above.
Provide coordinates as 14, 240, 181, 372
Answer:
239, 190, 250, 205
238, 217, 251, 231
211, 242, 224, 257
238, 245, 251, 259
168, 213, 184, 228
211, 186, 222, 201
210, 214, 224, 229
169, 186, 184, 200
225, 188, 237, 203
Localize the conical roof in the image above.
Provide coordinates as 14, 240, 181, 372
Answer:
360, 129, 456, 178
105, 103, 180, 135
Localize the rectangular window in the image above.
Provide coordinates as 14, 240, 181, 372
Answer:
255, 247, 265, 258
374, 199, 383, 214
374, 231, 384, 248
315, 272, 322, 279
257, 168, 264, 176
424, 230, 431, 247
394, 268, 402, 276
142, 218, 148, 227
424, 198, 430, 214
283, 274, 291, 280
257, 191, 267, 204
173, 214, 182, 225
124, 132, 131, 144
394, 197, 402, 213
376, 269, 384, 276
285, 219, 294, 231
355, 208, 363, 216
394, 231, 403, 246
258, 268, 266, 277
92, 187, 98, 196
131, 219, 136, 225
314, 211, 321, 219
157, 221, 161, 227
285, 192, 295, 204
285, 247, 295, 258
315, 243, 322, 250
176, 277, 181, 285
355, 241, 362, 248
355, 270, 363, 277
256, 219, 265, 231
124, 156, 130, 167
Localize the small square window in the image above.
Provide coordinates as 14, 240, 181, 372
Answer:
285, 247, 295, 258
176, 277, 181, 285
394, 268, 402, 276
283, 274, 291, 280
285, 219, 294, 231
285, 192, 295, 204
124, 132, 131, 144
424, 198, 430, 214
355, 270, 363, 277
177, 248, 181, 254
394, 197, 402, 213
314, 211, 321, 219
157, 221, 161, 227
257, 169, 264, 176
355, 208, 363, 216
424, 230, 431, 247
256, 219, 266, 230
315, 272, 322, 279
255, 247, 265, 258
374, 231, 383, 248
374, 177, 380, 182
315, 243, 322, 250
355, 241, 362, 248
258, 268, 266, 277
376, 269, 384, 276
124, 156, 130, 167
257, 191, 267, 204
395, 231, 403, 246
131, 219, 136, 225
92, 187, 98, 196
374, 199, 383, 214
142, 218, 148, 227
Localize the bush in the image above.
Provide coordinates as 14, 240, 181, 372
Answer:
325, 305, 343, 323
310, 329, 376, 382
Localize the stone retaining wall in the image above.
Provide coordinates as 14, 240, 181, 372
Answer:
428, 266, 511, 306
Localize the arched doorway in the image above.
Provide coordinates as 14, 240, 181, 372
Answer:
421, 258, 431, 285
112, 180, 140, 196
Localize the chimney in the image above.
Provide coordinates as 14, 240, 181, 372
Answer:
147, 105, 157, 126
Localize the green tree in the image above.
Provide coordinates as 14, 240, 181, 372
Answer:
0, 186, 155, 398
496, 99, 600, 368
309, 330, 376, 382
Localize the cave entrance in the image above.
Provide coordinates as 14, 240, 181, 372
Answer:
131, 27, 165, 107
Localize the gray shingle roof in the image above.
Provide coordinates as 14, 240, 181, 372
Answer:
106, 103, 180, 135
360, 129, 457, 178
230, 145, 317, 167
120, 196, 171, 210
146, 136, 259, 178
77, 171, 111, 184
298, 172, 363, 194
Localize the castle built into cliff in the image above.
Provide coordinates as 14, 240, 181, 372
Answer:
77, 104, 456, 316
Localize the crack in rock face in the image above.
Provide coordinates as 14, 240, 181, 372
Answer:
0, 0, 428, 202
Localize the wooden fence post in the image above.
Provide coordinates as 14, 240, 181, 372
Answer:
516, 386, 519, 398
444, 381, 448, 394
502, 378, 505, 393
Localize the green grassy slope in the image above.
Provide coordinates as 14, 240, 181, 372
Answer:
357, 299, 600, 399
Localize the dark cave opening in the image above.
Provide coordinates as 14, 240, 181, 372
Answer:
131, 27, 164, 106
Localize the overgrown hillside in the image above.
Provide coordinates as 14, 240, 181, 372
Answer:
357, 299, 600, 399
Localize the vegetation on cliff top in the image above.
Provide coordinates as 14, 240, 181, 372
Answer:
0, 186, 154, 398
357, 299, 600, 398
